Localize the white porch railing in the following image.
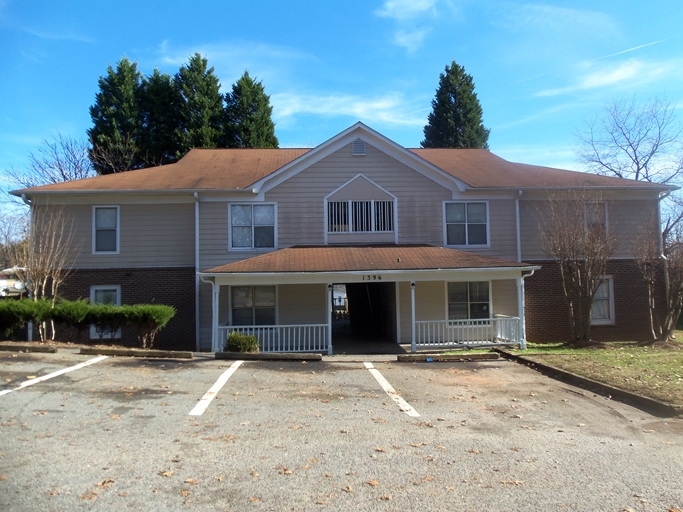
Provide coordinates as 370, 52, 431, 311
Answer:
414, 316, 521, 349
216, 324, 329, 353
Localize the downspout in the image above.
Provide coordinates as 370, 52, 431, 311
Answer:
21, 194, 33, 341
517, 269, 536, 350
658, 190, 670, 256
515, 190, 523, 262
194, 192, 200, 352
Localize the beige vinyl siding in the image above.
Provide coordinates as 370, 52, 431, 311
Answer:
278, 284, 327, 324
491, 279, 518, 317
57, 203, 194, 269
520, 198, 659, 260
266, 143, 452, 247
451, 199, 517, 260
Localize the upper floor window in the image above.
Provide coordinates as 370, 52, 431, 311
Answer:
585, 201, 608, 238
328, 200, 394, 233
445, 202, 488, 246
93, 206, 119, 254
230, 204, 276, 250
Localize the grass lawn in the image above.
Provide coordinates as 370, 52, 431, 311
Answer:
511, 335, 683, 406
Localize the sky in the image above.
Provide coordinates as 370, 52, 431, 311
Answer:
1, 0, 683, 181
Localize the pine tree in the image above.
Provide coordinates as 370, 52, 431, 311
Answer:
224, 71, 279, 148
138, 69, 184, 166
87, 58, 144, 174
421, 61, 490, 149
174, 53, 224, 153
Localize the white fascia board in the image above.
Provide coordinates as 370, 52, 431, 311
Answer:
252, 122, 468, 195
199, 265, 542, 287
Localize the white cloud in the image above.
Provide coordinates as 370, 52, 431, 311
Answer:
375, 0, 439, 52
271, 91, 425, 127
535, 60, 678, 97
375, 0, 437, 21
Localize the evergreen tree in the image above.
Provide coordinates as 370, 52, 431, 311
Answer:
87, 58, 144, 174
174, 53, 224, 153
421, 61, 490, 149
224, 71, 279, 148
138, 69, 184, 166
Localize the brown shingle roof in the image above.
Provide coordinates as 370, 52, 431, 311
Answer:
14, 145, 668, 196
203, 245, 533, 274
15, 148, 310, 194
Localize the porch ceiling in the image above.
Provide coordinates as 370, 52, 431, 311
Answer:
202, 244, 536, 275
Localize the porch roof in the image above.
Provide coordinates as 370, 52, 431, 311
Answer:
202, 245, 536, 275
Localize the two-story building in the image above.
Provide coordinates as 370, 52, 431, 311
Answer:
13, 123, 669, 353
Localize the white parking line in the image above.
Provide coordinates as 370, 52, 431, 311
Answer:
363, 361, 421, 418
189, 360, 243, 416
0, 355, 109, 397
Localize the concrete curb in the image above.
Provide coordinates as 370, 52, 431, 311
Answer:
494, 348, 683, 418
397, 353, 499, 363
79, 347, 193, 359
215, 352, 323, 361
0, 342, 57, 353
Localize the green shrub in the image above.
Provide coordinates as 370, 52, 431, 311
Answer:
225, 332, 260, 353
125, 304, 176, 349
0, 300, 25, 338
89, 303, 127, 340
52, 299, 91, 341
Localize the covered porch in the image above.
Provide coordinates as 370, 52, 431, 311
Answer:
198, 245, 539, 354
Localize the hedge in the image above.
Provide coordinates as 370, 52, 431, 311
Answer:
0, 299, 176, 349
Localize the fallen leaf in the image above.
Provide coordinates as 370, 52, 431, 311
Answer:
501, 479, 524, 485
0, 475, 8, 481
80, 490, 98, 500
248, 496, 262, 502
467, 449, 482, 454
367, 480, 379, 486
378, 495, 392, 501
180, 489, 190, 497
251, 470, 259, 477
158, 470, 174, 477
96, 478, 115, 488
26, 375, 36, 379
342, 485, 353, 493
184, 478, 199, 485
374, 447, 386, 453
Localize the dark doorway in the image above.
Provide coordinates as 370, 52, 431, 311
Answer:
337, 282, 396, 342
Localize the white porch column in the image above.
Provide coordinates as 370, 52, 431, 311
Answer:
327, 283, 333, 355
516, 277, 527, 350
410, 281, 416, 353
212, 284, 220, 352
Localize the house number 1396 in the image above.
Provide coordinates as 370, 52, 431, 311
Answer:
363, 274, 382, 281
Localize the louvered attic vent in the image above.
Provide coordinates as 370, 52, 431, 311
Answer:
352, 139, 366, 156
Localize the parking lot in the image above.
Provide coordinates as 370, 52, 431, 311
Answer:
1, 349, 682, 511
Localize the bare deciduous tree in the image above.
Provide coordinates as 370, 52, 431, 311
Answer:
539, 191, 617, 345
4, 135, 95, 191
1, 205, 77, 341
634, 216, 683, 342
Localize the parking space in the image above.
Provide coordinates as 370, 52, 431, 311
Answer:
1, 350, 682, 511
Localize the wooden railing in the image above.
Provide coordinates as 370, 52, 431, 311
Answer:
216, 324, 329, 353
414, 316, 521, 349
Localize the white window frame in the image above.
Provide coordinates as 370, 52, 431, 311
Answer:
228, 203, 277, 251
229, 285, 278, 326
443, 201, 490, 247
446, 281, 492, 321
591, 275, 615, 325
92, 205, 120, 254
89, 285, 121, 339
326, 199, 395, 234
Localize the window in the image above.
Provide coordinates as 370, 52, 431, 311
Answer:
93, 206, 119, 253
230, 204, 276, 250
585, 202, 607, 238
445, 202, 488, 246
327, 200, 394, 233
591, 276, 615, 325
90, 285, 121, 339
448, 282, 490, 320
231, 286, 276, 326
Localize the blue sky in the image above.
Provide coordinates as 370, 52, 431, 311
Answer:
1, 0, 682, 178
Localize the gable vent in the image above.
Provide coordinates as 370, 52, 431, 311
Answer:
352, 139, 366, 156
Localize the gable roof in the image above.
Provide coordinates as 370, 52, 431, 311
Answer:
12, 122, 672, 197
202, 244, 534, 274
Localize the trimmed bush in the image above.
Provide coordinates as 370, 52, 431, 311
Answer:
225, 332, 260, 353
0, 300, 25, 338
125, 304, 176, 349
52, 299, 91, 341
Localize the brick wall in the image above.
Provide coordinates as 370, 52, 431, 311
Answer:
59, 267, 196, 351
524, 259, 664, 343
